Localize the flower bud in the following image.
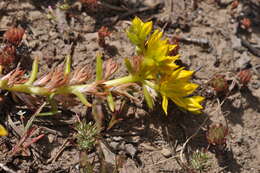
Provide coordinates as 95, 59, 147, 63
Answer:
237, 69, 252, 86
3, 27, 25, 46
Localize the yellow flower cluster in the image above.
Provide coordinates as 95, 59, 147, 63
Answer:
127, 17, 179, 79
127, 17, 204, 114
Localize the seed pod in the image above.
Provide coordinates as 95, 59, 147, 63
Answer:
98, 26, 111, 47
3, 27, 25, 46
237, 69, 252, 86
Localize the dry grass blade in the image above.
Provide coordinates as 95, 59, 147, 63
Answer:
131, 55, 143, 73
24, 102, 46, 131
104, 59, 118, 80
33, 71, 53, 86
111, 83, 140, 103
13, 92, 43, 110
44, 66, 68, 91
11, 103, 46, 155
2, 68, 27, 86
47, 138, 70, 163
68, 65, 92, 85
0, 163, 16, 173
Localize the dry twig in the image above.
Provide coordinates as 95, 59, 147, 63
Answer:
0, 163, 16, 173
47, 138, 70, 163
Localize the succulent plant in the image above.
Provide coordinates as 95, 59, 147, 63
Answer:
206, 123, 228, 146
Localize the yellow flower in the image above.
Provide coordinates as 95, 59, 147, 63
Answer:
126, 17, 204, 114
141, 29, 179, 78
0, 124, 8, 136
127, 16, 152, 51
127, 17, 179, 79
144, 30, 176, 58
158, 68, 204, 114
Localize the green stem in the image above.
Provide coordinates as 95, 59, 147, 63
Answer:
143, 80, 156, 90
96, 53, 103, 81
0, 80, 92, 97
0, 82, 50, 96
104, 75, 138, 87
64, 55, 71, 76
25, 57, 39, 85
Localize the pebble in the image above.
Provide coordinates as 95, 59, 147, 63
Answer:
231, 36, 242, 51
235, 52, 251, 70
219, 0, 234, 6
125, 144, 137, 158
160, 148, 172, 158
47, 134, 55, 143
112, 136, 123, 142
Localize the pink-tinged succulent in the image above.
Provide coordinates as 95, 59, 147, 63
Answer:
237, 69, 252, 86
206, 123, 229, 146
3, 27, 25, 46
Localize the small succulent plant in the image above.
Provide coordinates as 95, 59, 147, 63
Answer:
75, 121, 99, 150
237, 69, 252, 86
190, 150, 211, 172
98, 26, 111, 47
0, 27, 25, 73
209, 74, 228, 94
3, 27, 25, 46
206, 123, 228, 146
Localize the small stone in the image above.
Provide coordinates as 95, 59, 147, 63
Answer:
250, 81, 260, 89
235, 52, 251, 70
231, 36, 242, 51
100, 142, 116, 165
28, 40, 39, 49
160, 148, 172, 158
110, 141, 120, 150
48, 134, 55, 143
112, 136, 123, 142
29, 11, 42, 20
125, 144, 137, 158
219, 0, 234, 6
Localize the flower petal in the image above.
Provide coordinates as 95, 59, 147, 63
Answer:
0, 124, 8, 136
162, 95, 168, 115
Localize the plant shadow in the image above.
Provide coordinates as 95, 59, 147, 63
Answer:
240, 87, 260, 113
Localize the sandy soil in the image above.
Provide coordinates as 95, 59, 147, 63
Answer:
0, 0, 259, 172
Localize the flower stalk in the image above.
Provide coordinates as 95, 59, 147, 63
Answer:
104, 75, 137, 87
0, 17, 204, 123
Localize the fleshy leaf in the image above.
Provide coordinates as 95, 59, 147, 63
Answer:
64, 55, 71, 76
96, 53, 103, 81
143, 84, 154, 109
107, 92, 115, 112
124, 58, 133, 74
26, 57, 39, 85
